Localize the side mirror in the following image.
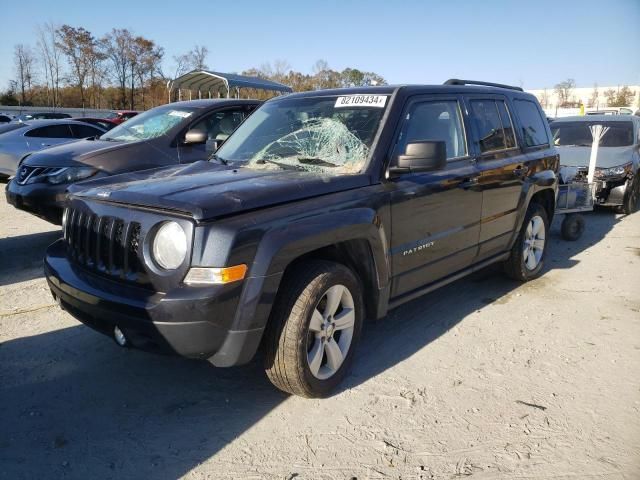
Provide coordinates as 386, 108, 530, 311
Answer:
183, 129, 207, 145
389, 141, 447, 175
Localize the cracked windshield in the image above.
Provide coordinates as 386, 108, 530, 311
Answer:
101, 105, 196, 142
215, 95, 388, 174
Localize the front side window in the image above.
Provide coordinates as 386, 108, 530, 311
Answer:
395, 100, 467, 160
70, 124, 103, 138
514, 99, 549, 147
216, 94, 388, 175
25, 124, 73, 138
551, 121, 634, 147
470, 99, 517, 153
101, 106, 198, 142
190, 109, 248, 142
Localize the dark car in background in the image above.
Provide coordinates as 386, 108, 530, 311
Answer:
0, 114, 12, 123
75, 117, 119, 131
0, 120, 107, 180
551, 115, 640, 214
6, 99, 259, 223
14, 112, 72, 121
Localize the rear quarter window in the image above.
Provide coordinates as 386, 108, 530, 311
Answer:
514, 99, 549, 147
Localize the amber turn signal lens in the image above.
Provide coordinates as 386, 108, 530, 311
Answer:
184, 264, 248, 285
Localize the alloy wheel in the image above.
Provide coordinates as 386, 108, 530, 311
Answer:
306, 284, 355, 380
523, 215, 545, 270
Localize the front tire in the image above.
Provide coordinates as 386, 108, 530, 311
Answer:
504, 202, 549, 281
619, 175, 639, 215
264, 260, 363, 398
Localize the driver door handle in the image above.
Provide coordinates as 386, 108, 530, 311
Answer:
459, 177, 479, 189
513, 165, 529, 177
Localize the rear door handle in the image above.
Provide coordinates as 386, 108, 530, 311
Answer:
513, 165, 529, 177
459, 177, 479, 189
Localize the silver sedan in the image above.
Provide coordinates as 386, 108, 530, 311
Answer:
0, 120, 106, 179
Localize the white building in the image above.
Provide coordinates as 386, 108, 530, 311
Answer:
526, 85, 640, 117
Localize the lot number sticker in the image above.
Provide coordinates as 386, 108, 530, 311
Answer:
335, 95, 387, 108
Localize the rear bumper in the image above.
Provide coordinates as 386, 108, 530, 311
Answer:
44, 239, 263, 366
5, 179, 66, 224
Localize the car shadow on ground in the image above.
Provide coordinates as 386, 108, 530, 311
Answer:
0, 230, 61, 286
0, 209, 625, 479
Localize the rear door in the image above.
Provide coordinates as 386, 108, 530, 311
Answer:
388, 95, 482, 297
464, 95, 529, 260
24, 123, 76, 149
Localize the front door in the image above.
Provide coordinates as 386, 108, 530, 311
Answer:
177, 107, 254, 163
388, 95, 482, 298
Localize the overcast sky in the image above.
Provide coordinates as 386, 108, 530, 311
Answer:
1, 0, 639, 91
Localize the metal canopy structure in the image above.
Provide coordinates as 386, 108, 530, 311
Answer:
167, 70, 292, 101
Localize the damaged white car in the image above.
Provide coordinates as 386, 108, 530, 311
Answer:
551, 115, 640, 214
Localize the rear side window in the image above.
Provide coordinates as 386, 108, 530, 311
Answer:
395, 100, 467, 160
514, 99, 549, 147
24, 124, 74, 138
70, 124, 103, 138
469, 99, 517, 153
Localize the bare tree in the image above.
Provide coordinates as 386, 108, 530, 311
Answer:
538, 89, 550, 108
190, 45, 209, 70
101, 28, 134, 109
36, 22, 63, 108
172, 53, 191, 79
14, 44, 36, 105
312, 59, 330, 89
554, 78, 576, 107
588, 83, 599, 108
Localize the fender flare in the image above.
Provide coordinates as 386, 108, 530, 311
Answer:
230, 207, 390, 333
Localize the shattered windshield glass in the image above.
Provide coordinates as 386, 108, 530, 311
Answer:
215, 94, 388, 174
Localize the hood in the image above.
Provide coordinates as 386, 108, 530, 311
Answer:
557, 145, 638, 168
22, 138, 169, 173
70, 161, 370, 221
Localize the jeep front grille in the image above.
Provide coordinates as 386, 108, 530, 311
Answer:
63, 207, 146, 283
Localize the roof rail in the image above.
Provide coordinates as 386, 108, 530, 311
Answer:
443, 79, 523, 92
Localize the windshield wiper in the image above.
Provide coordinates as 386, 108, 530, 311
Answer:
297, 157, 338, 167
209, 153, 229, 165
255, 158, 301, 170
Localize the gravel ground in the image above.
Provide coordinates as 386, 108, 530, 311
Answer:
1, 190, 639, 480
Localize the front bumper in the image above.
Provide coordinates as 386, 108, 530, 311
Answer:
595, 178, 629, 206
44, 239, 264, 366
5, 179, 67, 224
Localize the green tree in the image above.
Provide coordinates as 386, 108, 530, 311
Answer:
57, 25, 100, 108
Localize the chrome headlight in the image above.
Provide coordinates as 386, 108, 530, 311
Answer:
46, 166, 98, 185
595, 162, 632, 180
152, 221, 187, 270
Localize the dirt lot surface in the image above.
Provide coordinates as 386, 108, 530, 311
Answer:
1, 192, 639, 480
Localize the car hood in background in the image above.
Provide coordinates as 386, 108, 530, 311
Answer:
22, 138, 173, 174
69, 161, 370, 221
557, 145, 638, 169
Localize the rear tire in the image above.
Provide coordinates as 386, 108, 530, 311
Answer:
504, 202, 549, 281
561, 214, 585, 241
264, 260, 363, 398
